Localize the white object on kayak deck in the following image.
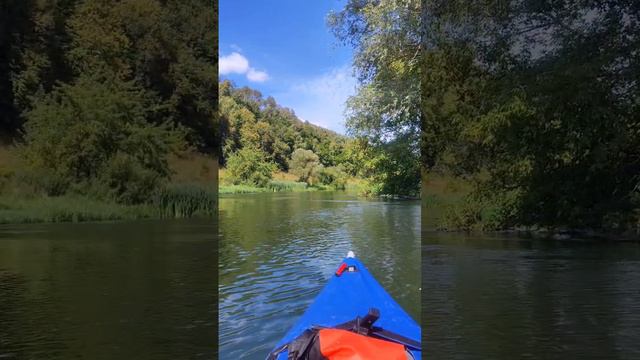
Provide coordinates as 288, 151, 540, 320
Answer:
347, 251, 355, 258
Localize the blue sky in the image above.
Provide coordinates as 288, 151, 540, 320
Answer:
219, 0, 356, 134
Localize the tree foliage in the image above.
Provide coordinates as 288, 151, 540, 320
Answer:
20, 74, 185, 203
328, 0, 422, 196
316, 166, 348, 190
1, 0, 218, 204
422, 0, 640, 230
226, 147, 276, 187
1, 0, 218, 152
289, 149, 322, 185
219, 80, 351, 172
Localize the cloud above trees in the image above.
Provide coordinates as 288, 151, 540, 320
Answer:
219, 52, 269, 82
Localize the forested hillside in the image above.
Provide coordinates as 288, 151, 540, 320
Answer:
0, 0, 217, 222
219, 80, 366, 192
219, 80, 347, 171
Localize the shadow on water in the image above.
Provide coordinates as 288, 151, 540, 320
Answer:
423, 206, 640, 359
0, 219, 217, 360
218, 191, 420, 359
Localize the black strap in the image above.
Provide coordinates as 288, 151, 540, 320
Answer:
266, 343, 288, 360
266, 329, 317, 360
369, 327, 421, 350
333, 308, 421, 350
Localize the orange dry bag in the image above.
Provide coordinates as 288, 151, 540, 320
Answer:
317, 328, 407, 360
266, 308, 420, 360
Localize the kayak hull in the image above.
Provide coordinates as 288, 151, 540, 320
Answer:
271, 256, 421, 359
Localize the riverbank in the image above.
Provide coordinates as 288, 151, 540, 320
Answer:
0, 184, 217, 225
219, 168, 366, 195
424, 173, 640, 241
0, 147, 217, 225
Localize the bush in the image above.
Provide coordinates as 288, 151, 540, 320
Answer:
19, 75, 185, 203
440, 190, 521, 231
96, 153, 163, 204
440, 197, 482, 231
267, 180, 308, 192
316, 166, 348, 190
226, 147, 276, 187
289, 148, 322, 185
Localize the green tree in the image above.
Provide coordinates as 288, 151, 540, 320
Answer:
328, 0, 421, 196
226, 147, 276, 187
289, 149, 322, 185
219, 80, 352, 175
20, 74, 185, 203
1, 0, 74, 134
422, 0, 640, 230
67, 0, 218, 152
317, 166, 348, 190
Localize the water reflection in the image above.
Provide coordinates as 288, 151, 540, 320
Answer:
0, 220, 216, 360
423, 232, 640, 359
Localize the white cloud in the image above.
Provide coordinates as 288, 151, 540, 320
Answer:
219, 52, 269, 83
247, 68, 269, 82
277, 66, 357, 134
219, 52, 249, 75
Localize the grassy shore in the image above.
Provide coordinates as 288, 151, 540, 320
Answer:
0, 146, 217, 225
219, 168, 366, 195
421, 173, 472, 230
422, 173, 470, 209
220, 168, 311, 194
0, 195, 158, 224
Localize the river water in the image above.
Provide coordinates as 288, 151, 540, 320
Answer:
424, 229, 640, 359
0, 219, 216, 360
4, 193, 637, 359
218, 191, 421, 359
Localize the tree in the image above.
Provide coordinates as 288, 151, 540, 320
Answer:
67, 0, 218, 152
328, 0, 421, 196
289, 149, 322, 185
20, 74, 185, 203
226, 147, 276, 187
218, 80, 352, 176
422, 0, 640, 230
1, 0, 74, 134
317, 166, 348, 190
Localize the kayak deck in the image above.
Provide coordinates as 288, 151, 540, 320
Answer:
270, 253, 421, 359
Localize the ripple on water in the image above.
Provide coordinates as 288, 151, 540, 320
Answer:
218, 193, 420, 359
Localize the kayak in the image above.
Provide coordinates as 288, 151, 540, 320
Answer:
267, 251, 421, 359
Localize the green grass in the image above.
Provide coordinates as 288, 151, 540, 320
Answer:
153, 183, 217, 218
220, 180, 314, 194
0, 195, 158, 224
422, 174, 471, 207
219, 184, 270, 194
0, 147, 218, 225
421, 173, 472, 230
268, 180, 309, 192
0, 183, 218, 225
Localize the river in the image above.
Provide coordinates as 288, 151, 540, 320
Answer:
0, 219, 216, 359
218, 191, 421, 359
424, 227, 640, 359
4, 193, 634, 359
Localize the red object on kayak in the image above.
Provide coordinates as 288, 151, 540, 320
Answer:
335, 263, 347, 276
319, 329, 407, 360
